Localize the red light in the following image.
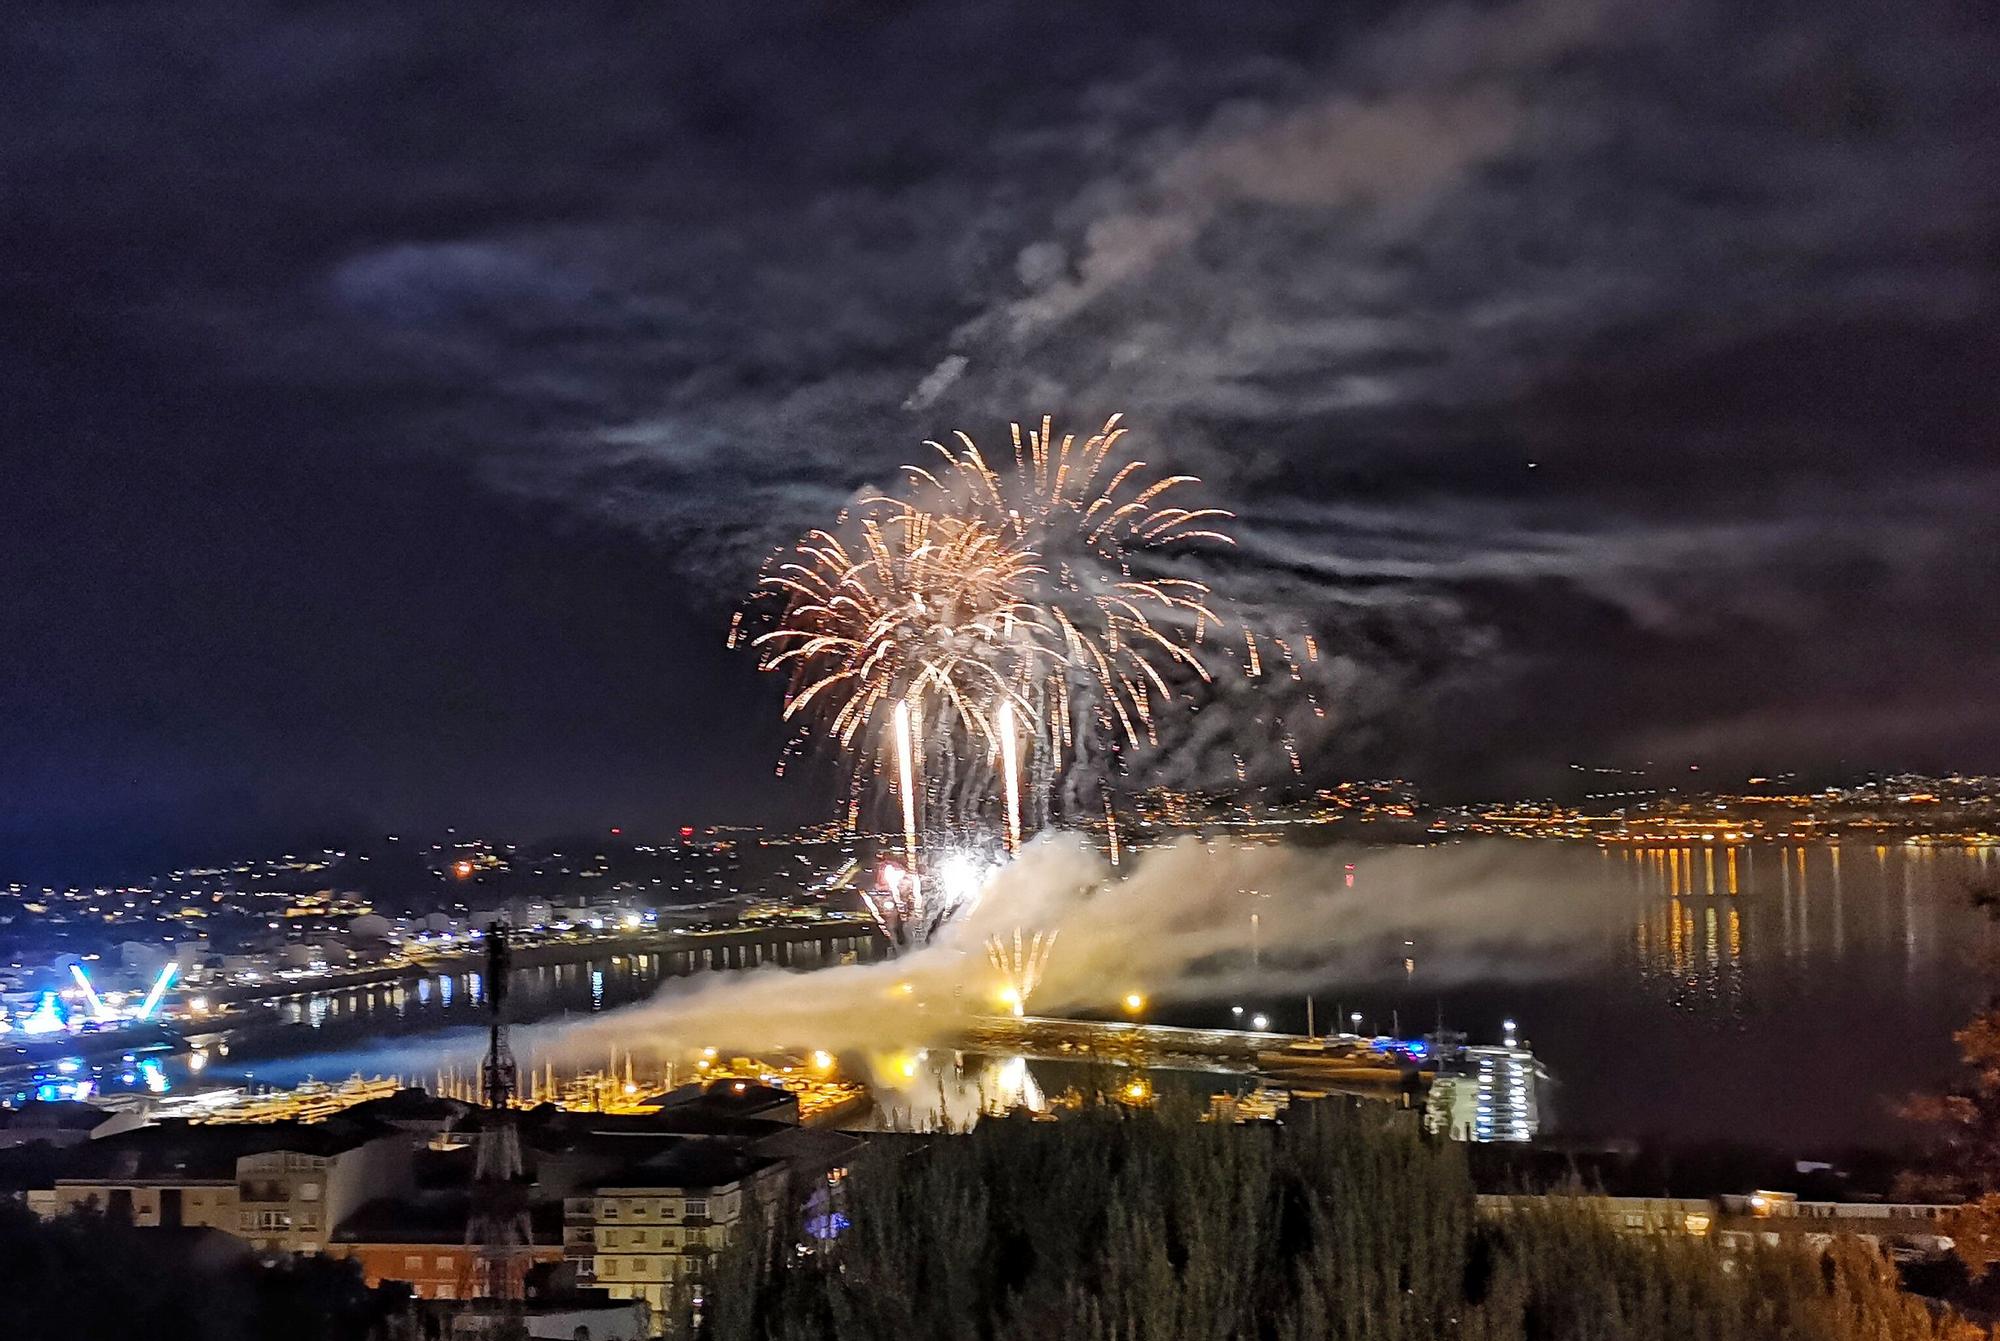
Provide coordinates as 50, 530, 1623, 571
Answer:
680, 826, 695, 839
610, 827, 621, 836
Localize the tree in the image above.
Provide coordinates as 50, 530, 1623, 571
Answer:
677, 1102, 1980, 1340
1901, 881, 2000, 1272
0, 1198, 412, 1341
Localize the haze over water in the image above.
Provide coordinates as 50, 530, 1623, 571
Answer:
207, 842, 1998, 1150
1315, 842, 1997, 1148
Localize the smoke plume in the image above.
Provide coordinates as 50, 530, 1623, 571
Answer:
546, 835, 1603, 1061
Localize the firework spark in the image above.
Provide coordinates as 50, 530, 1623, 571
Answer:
986, 927, 1058, 1017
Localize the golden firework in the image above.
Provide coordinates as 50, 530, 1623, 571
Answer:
741, 413, 1268, 887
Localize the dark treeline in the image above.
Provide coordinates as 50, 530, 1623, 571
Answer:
0, 1199, 407, 1341
684, 1105, 1983, 1341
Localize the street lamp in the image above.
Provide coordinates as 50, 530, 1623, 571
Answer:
1251, 1013, 1269, 1031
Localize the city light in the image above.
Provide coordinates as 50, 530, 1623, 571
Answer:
68, 964, 108, 1021
1123, 992, 1146, 1014
136, 961, 179, 1021
1252, 1014, 1270, 1031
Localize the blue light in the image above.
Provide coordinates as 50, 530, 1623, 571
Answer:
805, 1211, 852, 1240
21, 992, 66, 1035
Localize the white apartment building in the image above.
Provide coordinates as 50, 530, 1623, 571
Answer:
563, 1141, 787, 1317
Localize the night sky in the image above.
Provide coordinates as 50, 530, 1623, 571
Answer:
5, 1, 1998, 876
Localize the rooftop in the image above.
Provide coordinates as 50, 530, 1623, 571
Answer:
334, 1192, 564, 1246
573, 1136, 779, 1194
59, 1117, 393, 1183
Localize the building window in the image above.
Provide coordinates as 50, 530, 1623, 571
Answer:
404, 1256, 424, 1271
685, 1198, 708, 1219
602, 1202, 618, 1218
602, 1260, 618, 1277
436, 1256, 452, 1270
298, 1182, 321, 1201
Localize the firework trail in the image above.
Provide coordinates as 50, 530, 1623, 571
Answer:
998, 699, 1022, 854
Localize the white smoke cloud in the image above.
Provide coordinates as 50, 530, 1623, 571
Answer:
544, 834, 1604, 1062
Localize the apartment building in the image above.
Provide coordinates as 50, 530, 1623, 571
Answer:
330, 1185, 566, 1301
563, 1139, 789, 1317
49, 1118, 411, 1255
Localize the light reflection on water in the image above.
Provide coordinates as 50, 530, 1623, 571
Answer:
1313, 842, 1996, 1146
167, 844, 1997, 1147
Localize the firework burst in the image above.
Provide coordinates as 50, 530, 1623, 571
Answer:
742, 507, 1047, 755
740, 413, 1277, 929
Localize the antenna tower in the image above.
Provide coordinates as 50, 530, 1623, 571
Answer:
467, 919, 534, 1303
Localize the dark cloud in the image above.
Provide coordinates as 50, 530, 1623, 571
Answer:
3, 0, 1998, 871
